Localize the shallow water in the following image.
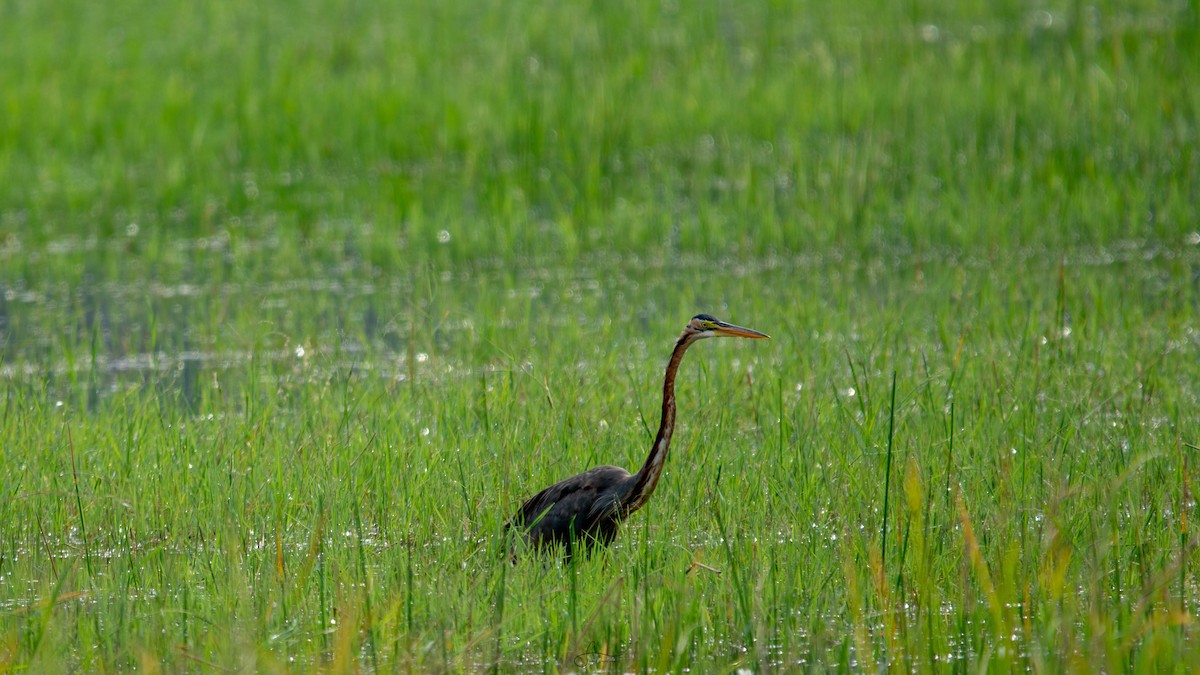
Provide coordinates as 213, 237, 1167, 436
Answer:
4, 236, 1197, 403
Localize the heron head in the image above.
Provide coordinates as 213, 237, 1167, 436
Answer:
685, 314, 770, 340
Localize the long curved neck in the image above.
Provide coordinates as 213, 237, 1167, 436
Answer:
623, 331, 697, 513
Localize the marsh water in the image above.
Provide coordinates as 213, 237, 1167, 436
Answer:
5, 235, 1197, 406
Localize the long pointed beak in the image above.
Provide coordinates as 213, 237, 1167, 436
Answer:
714, 321, 770, 339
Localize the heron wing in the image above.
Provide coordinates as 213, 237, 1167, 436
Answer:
514, 465, 633, 542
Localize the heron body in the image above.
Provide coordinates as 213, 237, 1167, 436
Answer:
510, 314, 769, 557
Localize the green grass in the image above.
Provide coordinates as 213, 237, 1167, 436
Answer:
2, 0, 1200, 671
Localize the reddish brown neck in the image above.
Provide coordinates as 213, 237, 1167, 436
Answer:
624, 331, 697, 512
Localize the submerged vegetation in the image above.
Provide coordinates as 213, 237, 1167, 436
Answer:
1, 0, 1199, 671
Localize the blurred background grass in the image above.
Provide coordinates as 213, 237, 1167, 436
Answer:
2, 0, 1196, 268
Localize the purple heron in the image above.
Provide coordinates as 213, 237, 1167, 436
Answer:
509, 314, 769, 557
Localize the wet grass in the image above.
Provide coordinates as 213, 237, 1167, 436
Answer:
2, 0, 1200, 671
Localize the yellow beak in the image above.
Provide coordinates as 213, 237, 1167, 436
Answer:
713, 321, 770, 339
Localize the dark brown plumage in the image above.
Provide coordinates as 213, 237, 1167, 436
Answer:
509, 314, 769, 557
